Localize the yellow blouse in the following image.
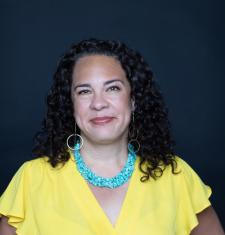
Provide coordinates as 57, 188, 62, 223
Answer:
0, 152, 212, 235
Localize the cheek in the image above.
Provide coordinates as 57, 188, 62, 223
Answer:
73, 99, 89, 120
113, 99, 131, 123
116, 93, 131, 112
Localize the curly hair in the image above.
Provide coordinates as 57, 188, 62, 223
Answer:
32, 38, 179, 182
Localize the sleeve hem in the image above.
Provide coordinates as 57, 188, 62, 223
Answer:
0, 212, 24, 229
189, 201, 212, 233
195, 185, 212, 214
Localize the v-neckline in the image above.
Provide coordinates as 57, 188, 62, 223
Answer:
68, 150, 139, 232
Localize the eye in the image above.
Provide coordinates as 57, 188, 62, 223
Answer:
77, 89, 91, 95
106, 86, 121, 92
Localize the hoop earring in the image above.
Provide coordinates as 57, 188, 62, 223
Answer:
128, 111, 140, 153
66, 123, 83, 151
128, 139, 140, 153
129, 111, 135, 138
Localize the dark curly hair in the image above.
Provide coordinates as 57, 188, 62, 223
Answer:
32, 38, 179, 182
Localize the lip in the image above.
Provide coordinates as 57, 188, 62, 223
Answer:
90, 116, 115, 125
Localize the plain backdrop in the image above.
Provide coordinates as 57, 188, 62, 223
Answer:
0, 0, 224, 228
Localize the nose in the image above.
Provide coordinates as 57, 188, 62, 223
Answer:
90, 93, 109, 111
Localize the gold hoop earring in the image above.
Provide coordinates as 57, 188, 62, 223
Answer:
128, 111, 140, 153
128, 139, 140, 153
66, 123, 83, 150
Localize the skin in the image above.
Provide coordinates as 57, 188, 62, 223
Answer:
0, 55, 224, 234
72, 55, 132, 145
190, 206, 225, 235
71, 55, 134, 173
71, 55, 136, 225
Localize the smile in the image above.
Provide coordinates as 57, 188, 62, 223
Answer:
90, 117, 115, 125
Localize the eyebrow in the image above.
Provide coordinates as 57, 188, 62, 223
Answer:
73, 79, 125, 91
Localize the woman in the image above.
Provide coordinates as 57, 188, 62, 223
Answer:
0, 38, 224, 235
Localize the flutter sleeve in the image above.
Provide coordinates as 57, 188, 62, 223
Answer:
0, 162, 29, 229
176, 157, 212, 234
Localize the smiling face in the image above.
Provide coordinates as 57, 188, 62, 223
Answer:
71, 54, 132, 145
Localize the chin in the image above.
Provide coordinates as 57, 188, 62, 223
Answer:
90, 130, 128, 144
91, 133, 118, 143
81, 122, 129, 143
93, 138, 116, 145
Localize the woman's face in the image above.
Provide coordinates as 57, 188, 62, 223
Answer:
71, 54, 132, 144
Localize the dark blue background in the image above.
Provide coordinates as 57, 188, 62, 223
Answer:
0, 0, 224, 228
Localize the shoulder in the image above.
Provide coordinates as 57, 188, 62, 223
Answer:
154, 155, 211, 196
4, 157, 50, 188
18, 157, 50, 175
163, 155, 200, 177
167, 155, 212, 207
171, 155, 207, 184
2, 156, 73, 196
12, 156, 65, 186
164, 155, 209, 186
20, 155, 72, 174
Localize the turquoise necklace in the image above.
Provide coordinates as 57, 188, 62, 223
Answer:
73, 143, 137, 189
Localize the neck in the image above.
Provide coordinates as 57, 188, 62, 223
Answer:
79, 136, 128, 169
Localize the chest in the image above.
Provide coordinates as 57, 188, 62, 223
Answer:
28, 166, 180, 235
87, 182, 129, 226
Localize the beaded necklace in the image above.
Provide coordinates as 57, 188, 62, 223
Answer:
73, 143, 137, 189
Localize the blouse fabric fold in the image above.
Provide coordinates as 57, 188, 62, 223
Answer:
0, 153, 212, 235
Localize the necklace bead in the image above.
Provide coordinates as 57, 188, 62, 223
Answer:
73, 143, 137, 189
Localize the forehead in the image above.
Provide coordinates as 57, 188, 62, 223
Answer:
72, 55, 127, 83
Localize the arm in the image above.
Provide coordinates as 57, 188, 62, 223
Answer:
190, 206, 225, 235
0, 216, 16, 235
